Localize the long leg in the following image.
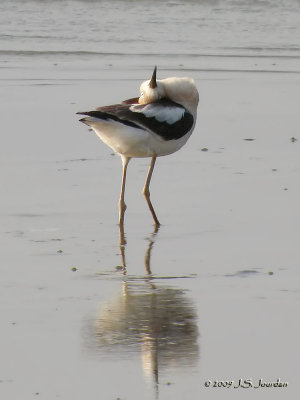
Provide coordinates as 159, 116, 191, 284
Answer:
119, 156, 130, 227
119, 222, 127, 273
143, 156, 160, 227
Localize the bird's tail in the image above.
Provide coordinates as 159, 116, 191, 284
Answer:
78, 117, 91, 126
77, 112, 100, 127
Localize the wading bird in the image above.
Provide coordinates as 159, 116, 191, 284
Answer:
77, 67, 199, 227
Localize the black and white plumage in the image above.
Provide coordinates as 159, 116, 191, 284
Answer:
77, 66, 199, 227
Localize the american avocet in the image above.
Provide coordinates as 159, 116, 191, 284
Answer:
77, 67, 199, 227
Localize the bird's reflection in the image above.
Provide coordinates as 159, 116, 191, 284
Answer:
119, 223, 159, 274
90, 225, 199, 394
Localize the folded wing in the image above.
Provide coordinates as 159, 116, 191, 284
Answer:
77, 98, 194, 141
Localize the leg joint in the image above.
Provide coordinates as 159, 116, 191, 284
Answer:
143, 187, 150, 197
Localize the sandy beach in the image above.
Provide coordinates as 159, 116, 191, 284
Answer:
1, 1, 300, 399
1, 60, 299, 399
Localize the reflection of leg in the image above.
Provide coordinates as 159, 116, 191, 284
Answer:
144, 225, 160, 275
143, 156, 160, 227
119, 156, 130, 227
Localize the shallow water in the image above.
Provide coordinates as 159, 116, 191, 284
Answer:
1, 1, 300, 399
1, 0, 300, 72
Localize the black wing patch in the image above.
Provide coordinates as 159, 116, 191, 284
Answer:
78, 109, 142, 130
128, 99, 194, 140
77, 98, 194, 141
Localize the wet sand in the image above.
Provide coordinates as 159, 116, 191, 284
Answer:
1, 62, 300, 399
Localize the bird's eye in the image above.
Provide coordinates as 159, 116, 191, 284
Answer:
140, 92, 144, 97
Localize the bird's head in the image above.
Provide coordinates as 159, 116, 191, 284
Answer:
138, 66, 165, 105
139, 67, 199, 116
